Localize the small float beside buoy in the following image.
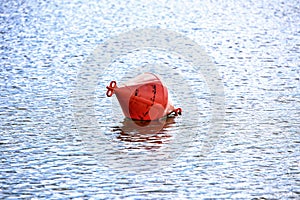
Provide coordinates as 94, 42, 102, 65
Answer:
106, 72, 181, 121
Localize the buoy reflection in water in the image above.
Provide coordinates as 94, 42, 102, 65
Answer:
112, 117, 177, 150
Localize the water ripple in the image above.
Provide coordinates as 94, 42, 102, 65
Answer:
0, 0, 299, 199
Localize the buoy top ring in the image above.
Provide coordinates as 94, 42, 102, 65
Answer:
106, 81, 117, 97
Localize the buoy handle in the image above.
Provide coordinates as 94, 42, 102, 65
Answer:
106, 81, 117, 97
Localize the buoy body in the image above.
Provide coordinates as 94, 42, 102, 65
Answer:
106, 73, 181, 121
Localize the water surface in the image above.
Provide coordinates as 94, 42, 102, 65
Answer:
1, 0, 299, 199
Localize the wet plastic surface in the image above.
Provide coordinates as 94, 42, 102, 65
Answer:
106, 73, 180, 120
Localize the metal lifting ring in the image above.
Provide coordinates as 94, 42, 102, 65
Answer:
173, 108, 182, 116
106, 81, 117, 97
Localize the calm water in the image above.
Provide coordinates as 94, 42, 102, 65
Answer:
1, 0, 299, 199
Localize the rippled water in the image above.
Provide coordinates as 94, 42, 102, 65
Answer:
1, 0, 299, 199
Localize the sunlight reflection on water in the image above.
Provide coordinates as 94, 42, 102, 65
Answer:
0, 0, 299, 199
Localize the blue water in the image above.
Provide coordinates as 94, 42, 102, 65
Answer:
1, 0, 299, 199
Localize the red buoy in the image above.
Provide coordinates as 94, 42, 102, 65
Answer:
106, 72, 182, 121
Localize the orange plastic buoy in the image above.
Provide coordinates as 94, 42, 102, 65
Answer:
106, 72, 182, 121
